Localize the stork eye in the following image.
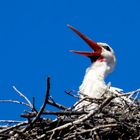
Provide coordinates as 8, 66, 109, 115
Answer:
102, 45, 111, 52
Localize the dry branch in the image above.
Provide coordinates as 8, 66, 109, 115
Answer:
0, 99, 31, 108
31, 77, 50, 124
21, 110, 88, 118
13, 86, 33, 110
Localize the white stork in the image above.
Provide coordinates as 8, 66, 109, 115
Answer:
68, 25, 129, 110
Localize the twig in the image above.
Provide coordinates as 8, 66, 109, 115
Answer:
114, 88, 140, 97
32, 97, 37, 112
65, 90, 80, 99
49, 96, 68, 110
31, 77, 50, 123
0, 120, 24, 124
47, 99, 68, 110
21, 110, 88, 118
13, 86, 33, 110
49, 96, 55, 103
0, 99, 31, 109
49, 131, 55, 140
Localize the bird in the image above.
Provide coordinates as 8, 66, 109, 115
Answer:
67, 25, 123, 110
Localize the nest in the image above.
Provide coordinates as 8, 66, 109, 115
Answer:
0, 77, 140, 140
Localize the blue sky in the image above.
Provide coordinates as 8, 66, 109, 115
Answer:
0, 0, 140, 121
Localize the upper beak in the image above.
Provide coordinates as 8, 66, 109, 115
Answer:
68, 24, 102, 57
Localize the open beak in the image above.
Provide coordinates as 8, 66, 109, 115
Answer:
68, 24, 102, 57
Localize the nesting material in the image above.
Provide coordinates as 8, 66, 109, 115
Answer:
0, 78, 139, 140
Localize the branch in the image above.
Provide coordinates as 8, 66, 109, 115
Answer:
32, 97, 37, 112
113, 88, 140, 97
13, 86, 33, 110
0, 100, 31, 109
0, 120, 24, 124
31, 77, 50, 123
47, 99, 68, 110
21, 110, 88, 118
65, 90, 80, 99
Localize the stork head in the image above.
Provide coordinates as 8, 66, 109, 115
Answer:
68, 25, 116, 67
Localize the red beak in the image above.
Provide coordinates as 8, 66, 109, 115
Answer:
68, 24, 102, 57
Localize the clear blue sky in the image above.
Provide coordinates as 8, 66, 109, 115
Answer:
0, 0, 140, 121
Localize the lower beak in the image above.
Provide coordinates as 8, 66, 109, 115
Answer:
68, 24, 102, 57
69, 50, 101, 57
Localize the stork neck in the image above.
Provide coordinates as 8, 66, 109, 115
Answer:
79, 61, 111, 98
88, 61, 111, 81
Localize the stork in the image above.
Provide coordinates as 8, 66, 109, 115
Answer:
68, 25, 140, 111
67, 25, 121, 110
68, 25, 116, 96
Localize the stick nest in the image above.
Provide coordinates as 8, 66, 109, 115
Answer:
0, 78, 140, 140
